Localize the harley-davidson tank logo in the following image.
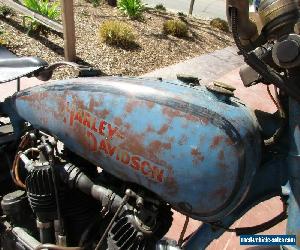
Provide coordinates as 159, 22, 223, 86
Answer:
64, 106, 164, 183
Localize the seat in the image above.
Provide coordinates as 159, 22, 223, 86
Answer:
0, 47, 48, 83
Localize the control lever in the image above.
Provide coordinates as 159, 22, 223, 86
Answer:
35, 62, 103, 81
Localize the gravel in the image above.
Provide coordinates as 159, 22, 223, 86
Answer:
0, 0, 233, 79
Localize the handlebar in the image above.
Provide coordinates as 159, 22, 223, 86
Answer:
226, 0, 259, 45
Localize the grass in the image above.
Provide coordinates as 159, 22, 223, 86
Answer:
155, 4, 166, 12
99, 20, 137, 49
86, 0, 101, 7
0, 30, 8, 46
22, 0, 61, 34
0, 5, 15, 17
210, 18, 229, 32
163, 19, 188, 38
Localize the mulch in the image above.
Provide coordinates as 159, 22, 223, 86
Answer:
0, 0, 233, 79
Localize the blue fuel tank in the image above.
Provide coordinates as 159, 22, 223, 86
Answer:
9, 77, 261, 222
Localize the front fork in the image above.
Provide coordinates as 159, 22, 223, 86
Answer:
285, 97, 300, 249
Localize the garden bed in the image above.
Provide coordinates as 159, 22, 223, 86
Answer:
0, 0, 233, 79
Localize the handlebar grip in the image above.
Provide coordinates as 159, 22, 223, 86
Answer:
226, 0, 259, 44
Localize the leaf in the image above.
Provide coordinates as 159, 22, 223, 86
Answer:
117, 0, 144, 19
22, 0, 61, 33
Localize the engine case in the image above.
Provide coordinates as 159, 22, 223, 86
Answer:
8, 77, 261, 221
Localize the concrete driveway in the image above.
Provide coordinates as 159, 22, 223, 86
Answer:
143, 0, 227, 19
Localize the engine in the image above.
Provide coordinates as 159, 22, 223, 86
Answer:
0, 131, 173, 249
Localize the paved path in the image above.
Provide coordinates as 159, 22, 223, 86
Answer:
144, 46, 244, 84
144, 0, 227, 19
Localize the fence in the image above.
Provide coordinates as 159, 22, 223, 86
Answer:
0, 0, 76, 61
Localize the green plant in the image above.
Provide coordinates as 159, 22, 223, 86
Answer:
210, 18, 229, 32
22, 0, 61, 34
86, 0, 101, 7
0, 5, 15, 17
163, 19, 188, 38
0, 30, 8, 46
155, 4, 166, 11
117, 0, 145, 19
93, 0, 101, 7
99, 20, 136, 48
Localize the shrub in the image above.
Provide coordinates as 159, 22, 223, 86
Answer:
177, 12, 186, 17
99, 20, 136, 48
22, 0, 61, 34
163, 19, 188, 38
117, 0, 145, 19
210, 18, 229, 32
86, 0, 101, 7
155, 4, 166, 11
0, 5, 15, 17
0, 30, 8, 46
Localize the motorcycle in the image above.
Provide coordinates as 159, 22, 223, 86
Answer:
0, 0, 299, 249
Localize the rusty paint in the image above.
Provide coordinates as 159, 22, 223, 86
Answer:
191, 148, 204, 165
19, 92, 48, 112
225, 137, 234, 146
119, 131, 172, 168
199, 135, 206, 145
12, 76, 262, 222
213, 187, 228, 200
88, 97, 102, 112
218, 163, 228, 169
20, 92, 70, 125
168, 137, 175, 144
210, 136, 224, 149
148, 140, 172, 156
185, 114, 199, 122
72, 95, 85, 110
114, 117, 123, 127
146, 101, 155, 109
162, 107, 181, 119
178, 135, 188, 145
119, 132, 147, 157
125, 100, 140, 113
218, 150, 225, 161
158, 124, 169, 135
72, 122, 90, 155
66, 108, 166, 183
97, 109, 110, 119
164, 167, 179, 195
163, 106, 210, 126
146, 125, 155, 133
89, 97, 96, 112
124, 123, 131, 130
200, 117, 209, 125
